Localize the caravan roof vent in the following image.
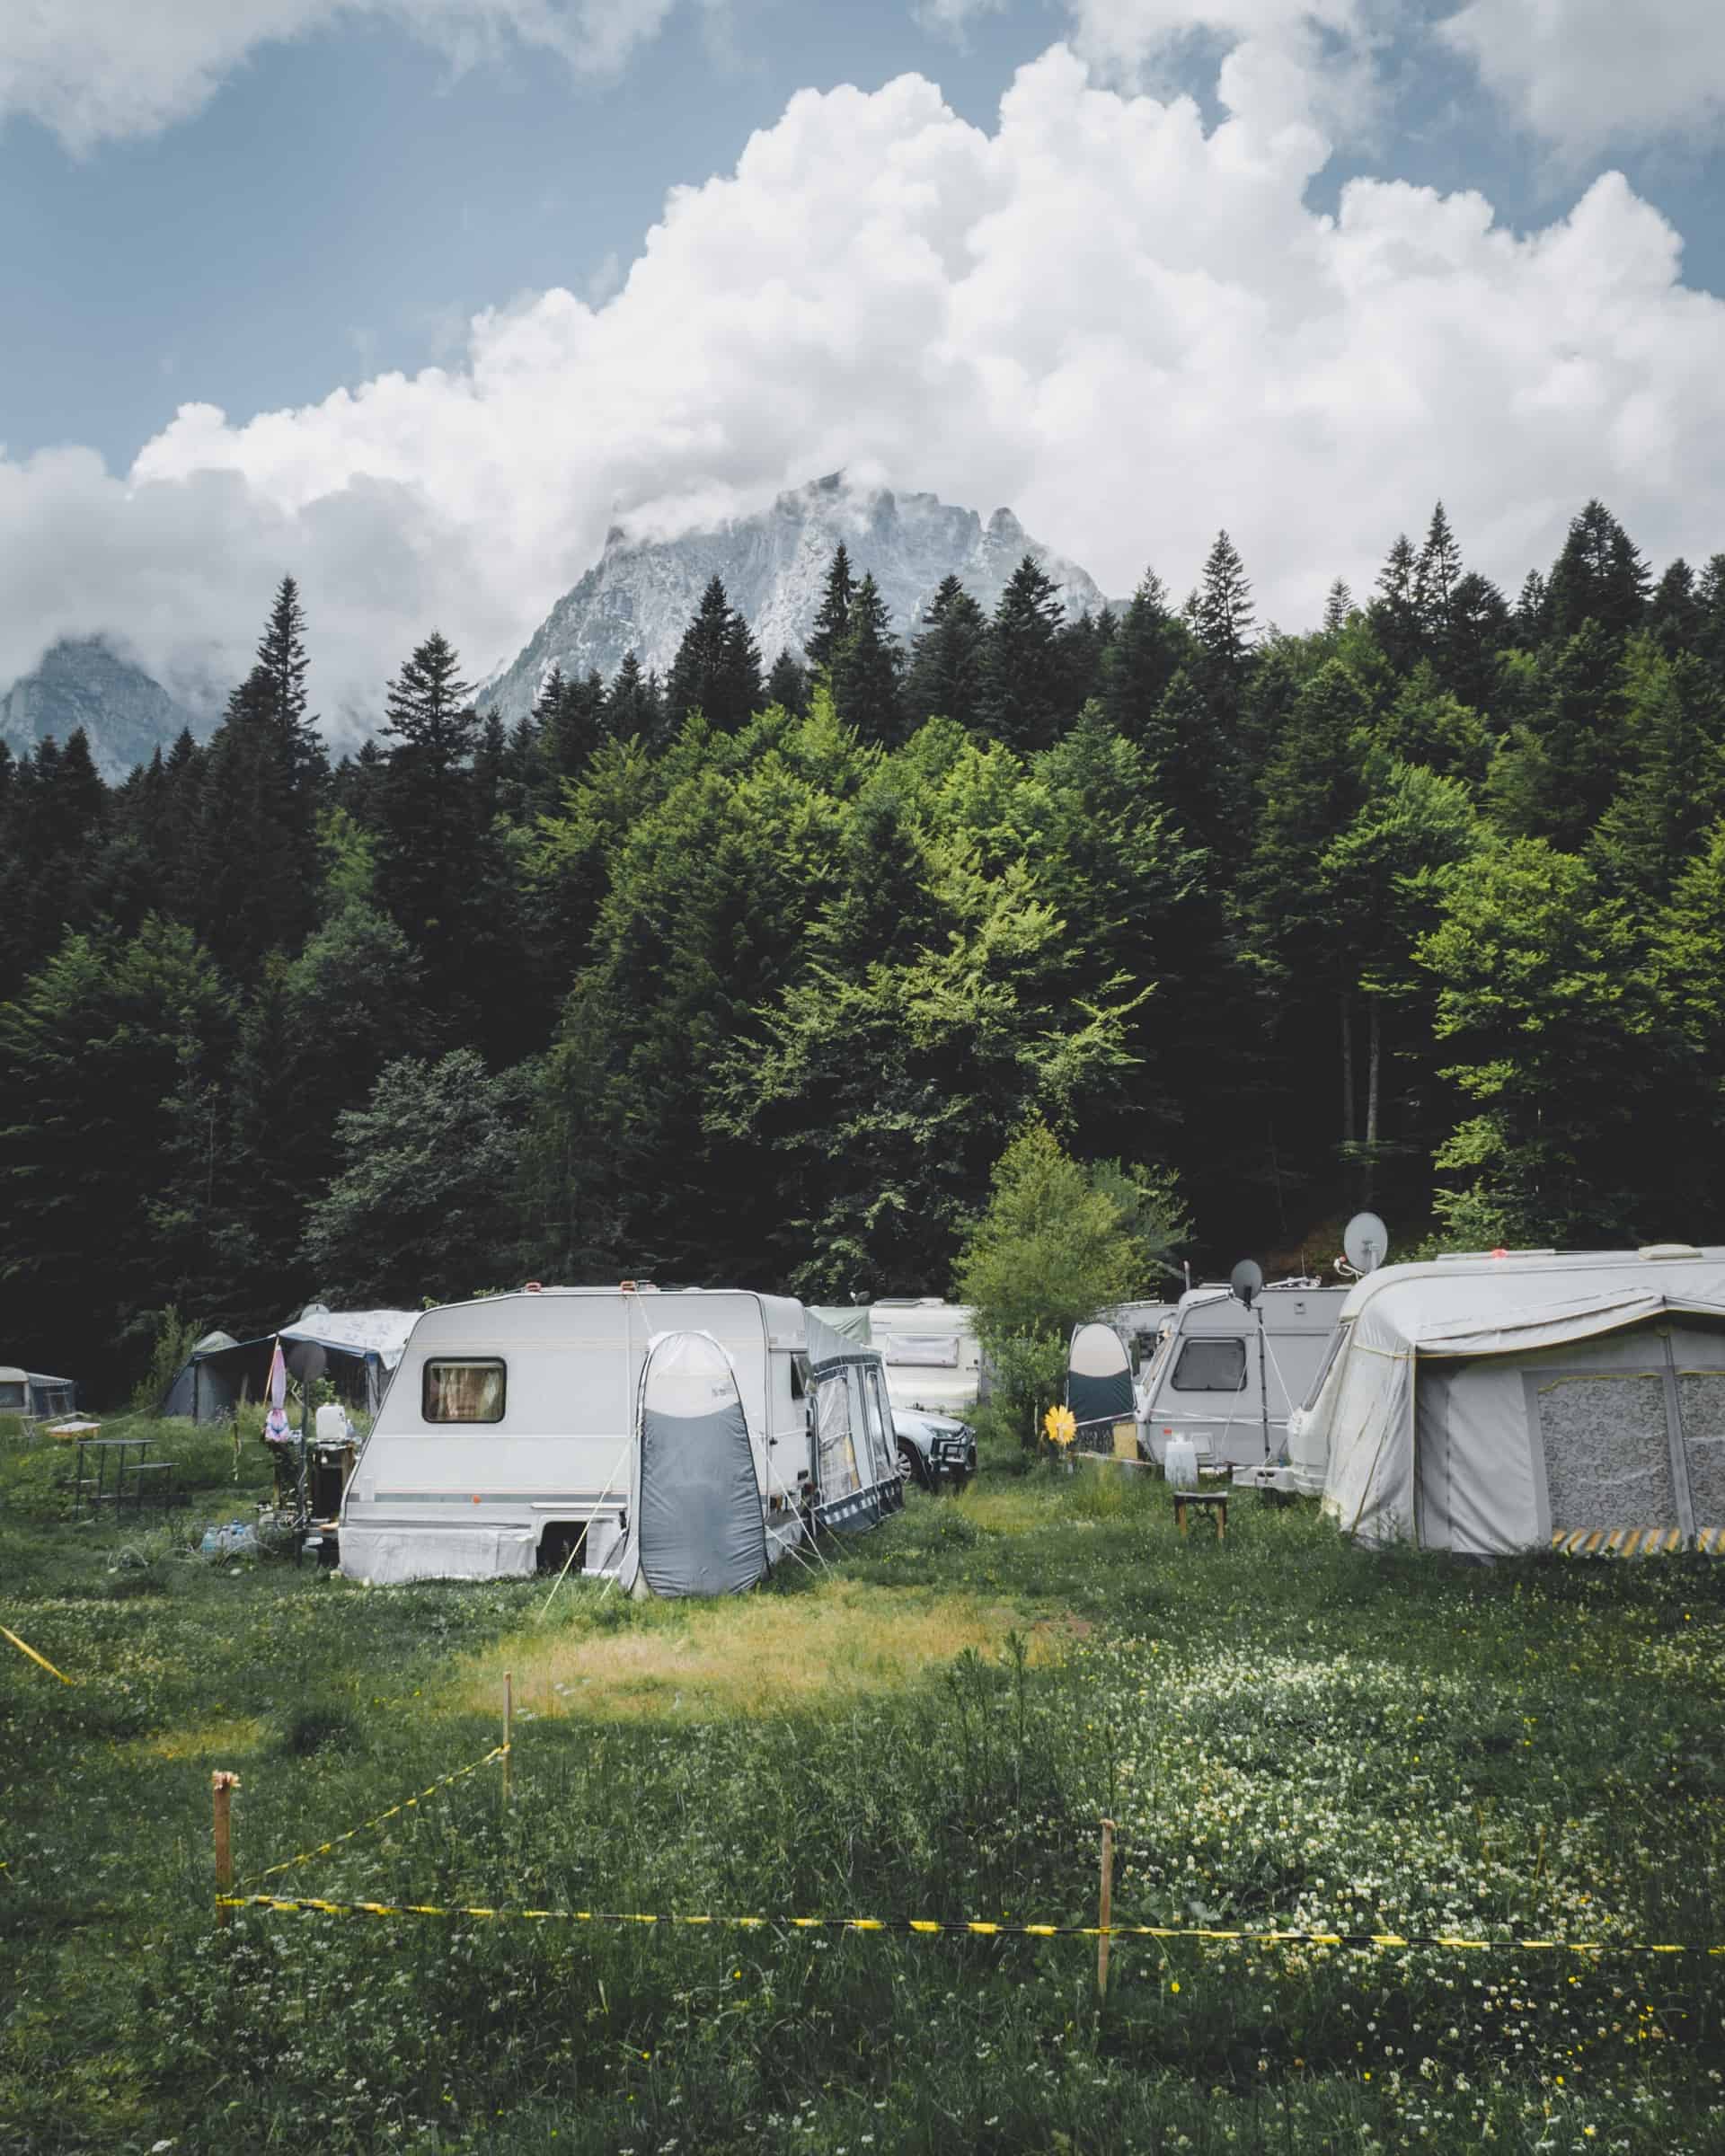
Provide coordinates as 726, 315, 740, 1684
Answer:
1639, 1242, 1704, 1261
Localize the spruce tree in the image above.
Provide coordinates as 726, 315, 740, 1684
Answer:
1322, 579, 1354, 634
667, 576, 762, 733
1649, 559, 1702, 658
1414, 502, 1463, 640
1546, 499, 1650, 641
1101, 571, 1186, 745
904, 576, 986, 730
606, 649, 665, 743
544, 670, 606, 786
1190, 530, 1256, 689
1370, 534, 1422, 671
255, 574, 326, 792
980, 554, 1066, 752
829, 571, 902, 744
806, 543, 855, 673
765, 649, 809, 717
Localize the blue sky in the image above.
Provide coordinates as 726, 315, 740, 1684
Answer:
3, 1, 1725, 718
5, 0, 1722, 473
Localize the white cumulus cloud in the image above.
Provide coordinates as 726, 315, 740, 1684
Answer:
4, 43, 1725, 736
0, 0, 683, 152
1439, 0, 1725, 156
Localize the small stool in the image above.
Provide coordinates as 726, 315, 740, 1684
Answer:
1173, 1489, 1228, 1539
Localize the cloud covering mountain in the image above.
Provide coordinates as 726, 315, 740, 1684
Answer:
4, 22, 1725, 736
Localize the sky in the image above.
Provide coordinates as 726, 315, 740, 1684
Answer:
4, 0, 1725, 724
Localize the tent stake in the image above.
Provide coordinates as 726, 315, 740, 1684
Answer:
213, 1770, 240, 1925
1097, 1816, 1116, 2001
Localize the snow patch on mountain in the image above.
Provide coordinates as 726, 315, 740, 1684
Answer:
482, 474, 1108, 721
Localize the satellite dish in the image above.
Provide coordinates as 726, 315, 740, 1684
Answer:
1343, 1211, 1390, 1276
1229, 1258, 1264, 1309
284, 1339, 327, 1383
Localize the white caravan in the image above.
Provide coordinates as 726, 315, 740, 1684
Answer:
870, 1299, 985, 1417
338, 1286, 816, 1585
1135, 1280, 1349, 1472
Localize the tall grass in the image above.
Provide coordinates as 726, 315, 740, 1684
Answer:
2, 1427, 1722, 2154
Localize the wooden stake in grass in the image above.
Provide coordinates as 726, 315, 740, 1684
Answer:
212, 1770, 241, 1926
502, 1672, 513, 1810
1097, 1816, 1116, 2002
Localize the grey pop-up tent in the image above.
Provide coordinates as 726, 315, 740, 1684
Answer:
1304, 1248, 1725, 1554
1066, 1321, 1136, 1452
617, 1331, 771, 1598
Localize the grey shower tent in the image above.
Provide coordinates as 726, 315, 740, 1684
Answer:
1066, 1321, 1135, 1448
1304, 1248, 1725, 1554
617, 1330, 770, 1598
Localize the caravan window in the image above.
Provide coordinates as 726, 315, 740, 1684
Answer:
422, 1359, 506, 1424
879, 1332, 960, 1368
791, 1353, 810, 1401
0, 1380, 24, 1412
1171, 1339, 1247, 1392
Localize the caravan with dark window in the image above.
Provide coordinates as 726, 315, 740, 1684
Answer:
1134, 1282, 1349, 1473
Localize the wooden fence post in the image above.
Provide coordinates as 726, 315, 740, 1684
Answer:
502, 1672, 513, 1809
1097, 1816, 1116, 2002
213, 1771, 241, 1925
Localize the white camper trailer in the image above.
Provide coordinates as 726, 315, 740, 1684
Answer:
1293, 1247, 1725, 1556
1135, 1281, 1349, 1471
338, 1287, 816, 1585
871, 1299, 985, 1417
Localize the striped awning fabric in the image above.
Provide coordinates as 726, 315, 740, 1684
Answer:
1549, 1526, 1725, 1556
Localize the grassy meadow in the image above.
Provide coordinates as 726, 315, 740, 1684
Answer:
3, 1418, 1723, 2154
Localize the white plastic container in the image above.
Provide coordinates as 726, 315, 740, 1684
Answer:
1163, 1434, 1199, 1490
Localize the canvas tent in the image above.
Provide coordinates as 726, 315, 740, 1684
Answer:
1301, 1249, 1725, 1554
805, 1309, 904, 1532
158, 1309, 418, 1423
616, 1331, 770, 1598
1066, 1321, 1136, 1454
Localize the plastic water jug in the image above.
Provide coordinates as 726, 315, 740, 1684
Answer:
1163, 1434, 1199, 1489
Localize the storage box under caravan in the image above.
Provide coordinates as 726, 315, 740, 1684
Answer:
1135, 1282, 1349, 1472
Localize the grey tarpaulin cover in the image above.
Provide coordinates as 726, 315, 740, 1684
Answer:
1301, 1250, 1725, 1553
617, 1330, 769, 1598
1066, 1321, 1134, 1429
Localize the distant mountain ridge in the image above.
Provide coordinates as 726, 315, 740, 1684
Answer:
0, 638, 204, 783
482, 474, 1109, 722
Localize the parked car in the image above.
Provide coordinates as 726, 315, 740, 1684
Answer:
892, 1407, 977, 1492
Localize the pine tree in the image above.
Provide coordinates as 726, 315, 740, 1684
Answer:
904, 576, 986, 730
806, 543, 855, 674
1414, 502, 1463, 640
667, 576, 762, 733
606, 649, 665, 743
254, 574, 326, 793
1190, 531, 1256, 689
1102, 572, 1188, 747
765, 649, 809, 717
980, 554, 1066, 752
1370, 534, 1422, 671
1546, 499, 1650, 641
829, 571, 902, 744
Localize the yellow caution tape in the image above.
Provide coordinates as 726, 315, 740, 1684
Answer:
240, 1746, 509, 1886
0, 1625, 74, 1684
212, 1895, 1725, 1955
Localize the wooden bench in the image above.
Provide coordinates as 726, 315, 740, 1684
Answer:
1172, 1489, 1228, 1539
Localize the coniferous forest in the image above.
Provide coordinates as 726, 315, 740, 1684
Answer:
5, 498, 1725, 1389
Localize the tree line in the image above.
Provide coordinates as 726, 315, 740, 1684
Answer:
5, 497, 1725, 1387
